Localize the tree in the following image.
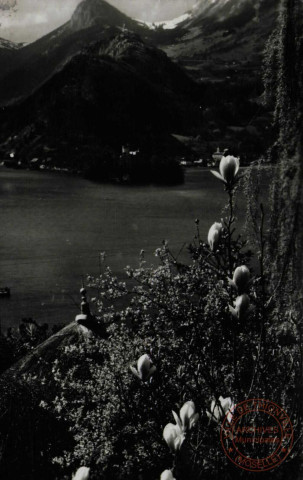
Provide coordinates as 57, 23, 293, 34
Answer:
264, 0, 303, 309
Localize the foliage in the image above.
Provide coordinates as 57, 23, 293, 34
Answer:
0, 319, 64, 374
1, 4, 302, 478
38, 159, 303, 480
263, 0, 303, 310
263, 0, 303, 156
0, 374, 72, 480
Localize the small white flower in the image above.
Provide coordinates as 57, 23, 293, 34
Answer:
208, 222, 223, 251
211, 156, 240, 185
160, 470, 176, 480
163, 402, 199, 452
229, 294, 250, 320
130, 354, 156, 382
178, 400, 200, 431
207, 396, 234, 423
163, 423, 185, 452
73, 466, 90, 480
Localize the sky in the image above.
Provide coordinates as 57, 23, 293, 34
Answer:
0, 0, 197, 43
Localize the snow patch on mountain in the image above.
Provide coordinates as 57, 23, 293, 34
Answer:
140, 12, 192, 30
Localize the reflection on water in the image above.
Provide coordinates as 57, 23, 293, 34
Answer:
0, 168, 225, 329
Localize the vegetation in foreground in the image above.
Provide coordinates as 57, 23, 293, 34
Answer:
0, 1, 302, 479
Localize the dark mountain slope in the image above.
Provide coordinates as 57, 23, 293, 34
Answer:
0, 36, 22, 72
0, 32, 198, 175
0, 0, 149, 105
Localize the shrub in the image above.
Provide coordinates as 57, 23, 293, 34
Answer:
43, 157, 302, 480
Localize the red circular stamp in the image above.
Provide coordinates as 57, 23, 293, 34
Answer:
220, 398, 294, 472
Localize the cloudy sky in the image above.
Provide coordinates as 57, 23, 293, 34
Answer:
0, 0, 196, 43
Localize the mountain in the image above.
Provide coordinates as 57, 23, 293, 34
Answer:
145, 0, 276, 160
0, 30, 197, 177
0, 0, 277, 104
0, 0, 275, 167
190, 0, 266, 23
0, 0, 149, 105
156, 0, 278, 82
70, 0, 138, 31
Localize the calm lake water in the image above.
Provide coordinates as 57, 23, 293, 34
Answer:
0, 167, 237, 330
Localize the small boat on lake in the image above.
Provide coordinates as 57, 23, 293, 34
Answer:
0, 287, 11, 298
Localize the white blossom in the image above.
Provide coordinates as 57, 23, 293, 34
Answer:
178, 401, 199, 432
208, 222, 223, 251
211, 155, 240, 185
73, 467, 90, 480
160, 470, 176, 480
163, 423, 185, 452
229, 294, 250, 320
207, 396, 234, 423
130, 354, 156, 382
163, 401, 199, 451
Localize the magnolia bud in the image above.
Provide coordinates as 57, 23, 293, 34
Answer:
208, 222, 223, 251
233, 265, 250, 292
207, 396, 234, 423
160, 470, 176, 480
179, 401, 199, 431
232, 294, 250, 320
73, 467, 90, 480
130, 354, 156, 382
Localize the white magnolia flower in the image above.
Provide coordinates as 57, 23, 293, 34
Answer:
130, 354, 156, 382
73, 466, 90, 480
208, 222, 223, 251
177, 401, 200, 432
229, 265, 250, 292
163, 400, 199, 452
163, 423, 185, 452
160, 469, 176, 480
207, 396, 234, 423
229, 294, 250, 320
211, 156, 240, 185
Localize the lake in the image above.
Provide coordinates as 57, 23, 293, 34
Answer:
0, 167, 240, 330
